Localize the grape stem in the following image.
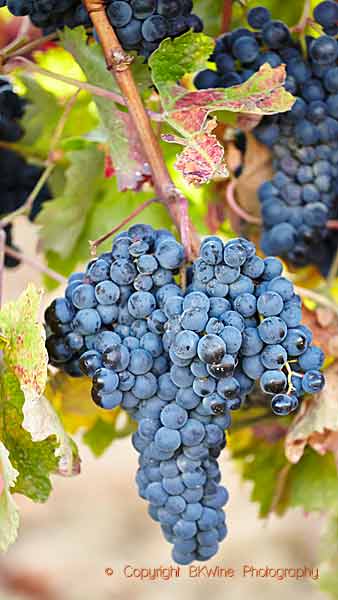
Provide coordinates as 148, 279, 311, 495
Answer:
4, 245, 67, 284
0, 91, 80, 228
89, 198, 156, 255
291, 0, 312, 33
82, 0, 199, 260
2, 31, 59, 60
226, 180, 262, 225
221, 0, 233, 33
0, 229, 5, 308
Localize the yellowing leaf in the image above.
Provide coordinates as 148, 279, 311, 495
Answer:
0, 442, 19, 552
46, 372, 135, 457
0, 370, 59, 502
0, 285, 47, 399
0, 285, 76, 476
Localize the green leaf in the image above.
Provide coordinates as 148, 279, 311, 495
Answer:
230, 430, 289, 517
83, 415, 135, 457
193, 0, 223, 36
0, 285, 77, 476
60, 27, 150, 190
43, 174, 170, 278
18, 74, 96, 159
37, 146, 104, 257
149, 31, 215, 96
0, 441, 19, 552
46, 373, 135, 457
0, 370, 58, 503
288, 449, 338, 513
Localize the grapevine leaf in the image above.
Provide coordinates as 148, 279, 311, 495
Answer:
229, 428, 289, 517
0, 442, 19, 552
0, 285, 76, 476
60, 27, 150, 191
19, 75, 60, 154
37, 146, 104, 257
288, 448, 338, 513
164, 65, 295, 132
0, 369, 58, 502
149, 31, 215, 97
18, 73, 96, 159
163, 121, 228, 185
231, 423, 338, 517
83, 414, 135, 458
286, 363, 338, 464
46, 372, 135, 456
150, 34, 294, 184
43, 177, 169, 279
0, 285, 47, 401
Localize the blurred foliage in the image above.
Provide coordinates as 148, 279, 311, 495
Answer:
46, 373, 135, 457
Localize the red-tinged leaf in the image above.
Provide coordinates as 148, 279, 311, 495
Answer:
61, 27, 151, 192
118, 111, 152, 191
104, 153, 115, 179
164, 121, 228, 185
165, 65, 294, 135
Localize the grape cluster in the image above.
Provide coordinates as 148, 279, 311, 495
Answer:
0, 77, 51, 267
2, 1, 203, 58
189, 237, 325, 416
194, 2, 338, 274
45, 224, 185, 385
45, 228, 325, 564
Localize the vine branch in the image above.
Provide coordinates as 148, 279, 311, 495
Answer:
221, 0, 233, 33
89, 198, 156, 255
6, 57, 163, 122
226, 180, 262, 225
82, 0, 199, 259
4, 246, 67, 284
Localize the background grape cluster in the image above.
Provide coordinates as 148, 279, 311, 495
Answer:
1, 0, 203, 58
0, 77, 51, 266
194, 1, 338, 274
44, 226, 325, 564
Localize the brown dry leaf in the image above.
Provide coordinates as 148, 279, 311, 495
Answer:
285, 362, 338, 464
235, 132, 273, 219
225, 141, 242, 173
237, 113, 263, 132
302, 306, 338, 357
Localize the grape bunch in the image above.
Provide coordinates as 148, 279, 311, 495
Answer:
45, 227, 325, 564
194, 2, 338, 274
190, 237, 325, 417
0, 77, 51, 267
44, 224, 185, 385
2, 0, 203, 58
